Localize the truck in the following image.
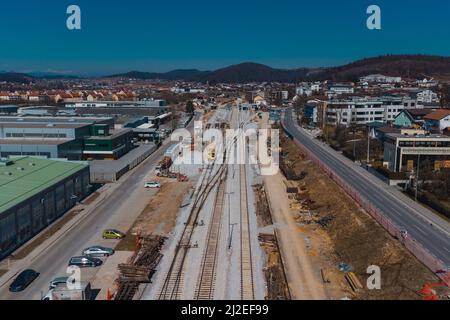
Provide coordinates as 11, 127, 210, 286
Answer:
164, 143, 181, 162
50, 282, 93, 301
156, 156, 173, 176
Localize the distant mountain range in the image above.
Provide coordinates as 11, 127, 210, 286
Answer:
0, 72, 35, 83
2, 55, 450, 84
27, 72, 79, 79
106, 55, 450, 83
0, 71, 78, 83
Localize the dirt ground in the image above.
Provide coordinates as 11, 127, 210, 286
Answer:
280, 133, 445, 300
254, 185, 291, 300
116, 180, 192, 251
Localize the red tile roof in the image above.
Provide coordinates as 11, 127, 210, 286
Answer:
424, 109, 450, 121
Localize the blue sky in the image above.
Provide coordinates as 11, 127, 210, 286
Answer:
0, 0, 449, 75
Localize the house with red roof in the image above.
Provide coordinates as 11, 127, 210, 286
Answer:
424, 109, 450, 133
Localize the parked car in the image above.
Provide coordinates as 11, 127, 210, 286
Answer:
83, 246, 115, 257
9, 269, 40, 292
42, 289, 54, 301
68, 256, 102, 268
144, 181, 161, 188
102, 229, 125, 240
49, 276, 74, 289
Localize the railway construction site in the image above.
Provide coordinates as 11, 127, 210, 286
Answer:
75, 105, 448, 301
273, 127, 449, 300
141, 106, 268, 300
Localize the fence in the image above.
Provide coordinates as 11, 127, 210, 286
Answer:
281, 120, 449, 287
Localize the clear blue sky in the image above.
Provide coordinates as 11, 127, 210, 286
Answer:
0, 0, 449, 75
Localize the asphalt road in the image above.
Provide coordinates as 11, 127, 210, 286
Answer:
0, 116, 197, 300
284, 109, 450, 268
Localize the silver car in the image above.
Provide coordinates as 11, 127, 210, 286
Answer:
82, 246, 115, 257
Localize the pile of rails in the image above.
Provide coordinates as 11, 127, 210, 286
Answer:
115, 235, 166, 300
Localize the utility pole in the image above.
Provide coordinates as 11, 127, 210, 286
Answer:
415, 154, 421, 201
352, 127, 356, 159
367, 127, 371, 165
225, 191, 234, 249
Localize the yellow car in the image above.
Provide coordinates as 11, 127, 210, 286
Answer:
102, 229, 125, 240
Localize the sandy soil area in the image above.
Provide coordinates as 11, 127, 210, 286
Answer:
280, 133, 443, 300
116, 180, 193, 251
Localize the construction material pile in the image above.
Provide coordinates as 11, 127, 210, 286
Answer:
115, 235, 166, 300
258, 233, 291, 300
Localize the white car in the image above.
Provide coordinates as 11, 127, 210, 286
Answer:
144, 182, 161, 188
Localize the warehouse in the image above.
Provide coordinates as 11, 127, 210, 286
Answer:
0, 139, 83, 160
83, 127, 134, 160
0, 157, 90, 260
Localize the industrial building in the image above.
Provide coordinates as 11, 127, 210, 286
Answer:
83, 126, 134, 160
0, 139, 82, 159
0, 105, 18, 114
123, 114, 173, 143
0, 116, 133, 161
383, 133, 450, 172
68, 100, 166, 108
0, 157, 90, 260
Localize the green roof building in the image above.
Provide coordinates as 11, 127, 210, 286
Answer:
0, 157, 90, 260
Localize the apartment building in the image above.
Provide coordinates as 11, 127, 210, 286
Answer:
325, 96, 418, 127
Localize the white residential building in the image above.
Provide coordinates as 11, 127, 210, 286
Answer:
416, 89, 438, 104
326, 83, 354, 99
325, 96, 416, 127
296, 85, 313, 97
311, 82, 321, 92
359, 74, 402, 84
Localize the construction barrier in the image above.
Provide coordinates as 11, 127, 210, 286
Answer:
281, 119, 449, 287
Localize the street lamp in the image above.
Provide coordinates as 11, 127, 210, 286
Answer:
415, 154, 421, 202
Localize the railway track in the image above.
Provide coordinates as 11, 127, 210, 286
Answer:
240, 163, 255, 300
158, 107, 254, 300
157, 163, 225, 299
194, 169, 227, 300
